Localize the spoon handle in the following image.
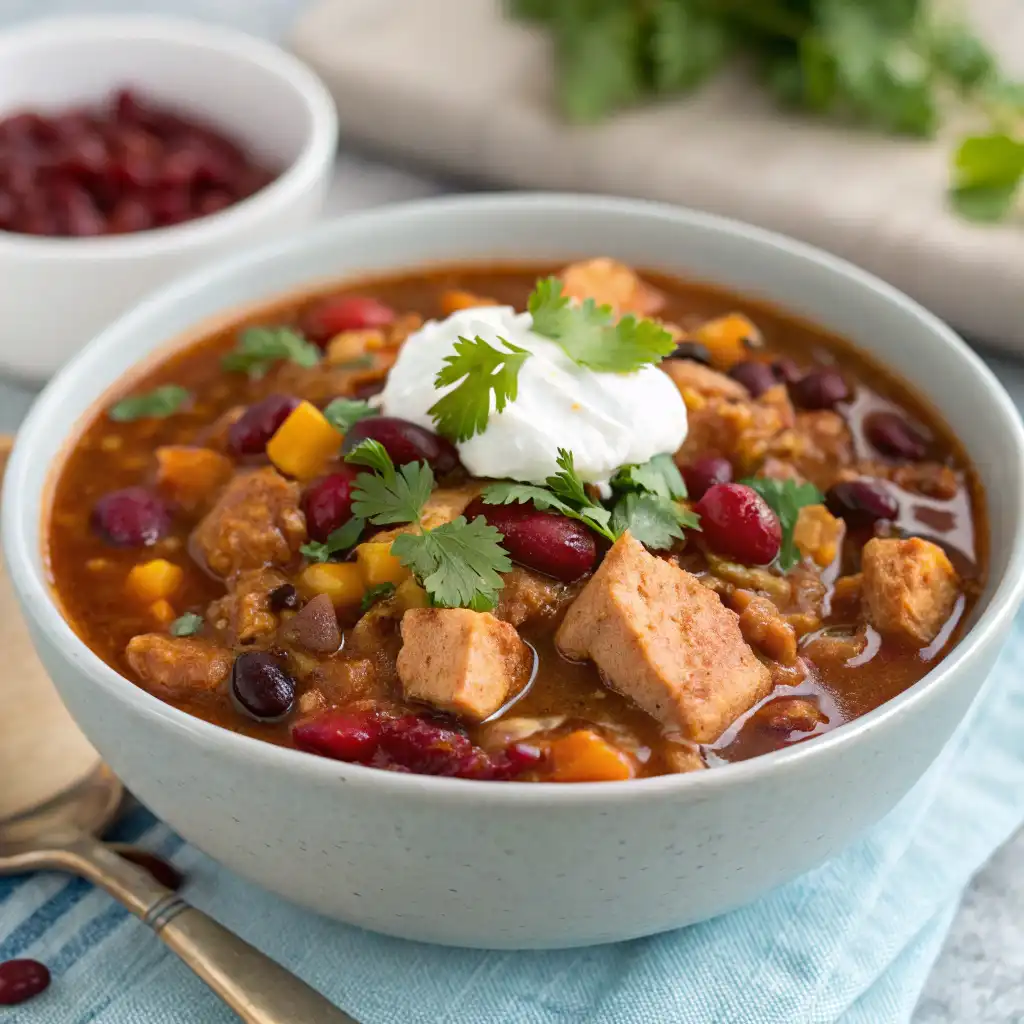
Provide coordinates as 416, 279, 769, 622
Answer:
61, 834, 359, 1024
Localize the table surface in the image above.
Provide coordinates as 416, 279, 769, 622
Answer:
3, 3, 1023, 1022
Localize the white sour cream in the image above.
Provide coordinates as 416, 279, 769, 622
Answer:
379, 305, 688, 485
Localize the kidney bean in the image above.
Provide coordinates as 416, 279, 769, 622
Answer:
771, 357, 802, 384
231, 652, 295, 722
728, 360, 777, 397
789, 368, 850, 410
0, 960, 50, 1006
302, 296, 396, 345
864, 411, 929, 460
92, 488, 170, 547
464, 497, 597, 582
343, 416, 461, 475
293, 710, 383, 762
681, 455, 732, 500
227, 394, 299, 456
825, 479, 899, 528
695, 483, 781, 565
302, 468, 359, 541
666, 340, 712, 366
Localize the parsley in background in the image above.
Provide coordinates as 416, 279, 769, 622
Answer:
108, 385, 192, 423
741, 477, 824, 571
222, 325, 321, 379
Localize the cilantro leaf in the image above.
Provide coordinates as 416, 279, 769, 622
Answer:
528, 278, 675, 373
221, 325, 320, 379
949, 133, 1024, 221
323, 397, 378, 434
611, 454, 687, 500
169, 611, 203, 637
361, 581, 397, 613
427, 335, 530, 442
392, 516, 511, 612
611, 492, 699, 551
346, 440, 435, 526
108, 385, 192, 423
741, 477, 824, 571
300, 516, 365, 563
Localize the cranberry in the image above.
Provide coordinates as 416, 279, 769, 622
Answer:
728, 360, 777, 397
789, 368, 850, 410
771, 357, 802, 384
695, 483, 782, 565
268, 583, 300, 612
343, 416, 461, 475
825, 479, 899, 528
92, 488, 170, 547
864, 411, 929, 460
667, 341, 712, 366
227, 394, 299, 456
303, 468, 359, 542
293, 710, 383, 762
0, 959, 51, 1006
230, 652, 295, 722
681, 455, 733, 500
302, 296, 396, 345
118, 848, 185, 890
464, 497, 597, 582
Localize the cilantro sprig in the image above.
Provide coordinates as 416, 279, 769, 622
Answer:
169, 612, 203, 637
610, 454, 699, 550
528, 278, 675, 372
300, 516, 365, 563
428, 334, 530, 442
361, 582, 397, 612
741, 477, 824, 571
222, 325, 321, 379
323, 397, 378, 434
108, 385, 192, 423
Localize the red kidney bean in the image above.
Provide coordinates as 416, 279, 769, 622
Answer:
681, 455, 733, 500
789, 368, 850, 410
864, 411, 929, 460
118, 848, 185, 891
771, 357, 802, 384
343, 416, 461, 475
464, 497, 597, 582
667, 340, 712, 366
695, 482, 782, 565
302, 296, 396, 345
0, 959, 51, 1006
227, 394, 299, 457
231, 652, 295, 722
302, 468, 359, 541
728, 360, 777, 397
293, 709, 383, 762
825, 479, 899, 528
92, 487, 170, 547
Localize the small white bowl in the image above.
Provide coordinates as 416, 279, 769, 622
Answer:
6, 194, 1024, 949
0, 15, 337, 380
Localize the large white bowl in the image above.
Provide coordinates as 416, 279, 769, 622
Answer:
5, 194, 1024, 949
0, 15, 337, 380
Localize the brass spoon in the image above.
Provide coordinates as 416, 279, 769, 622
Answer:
0, 763, 358, 1023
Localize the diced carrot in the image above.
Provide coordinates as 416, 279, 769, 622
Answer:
440, 290, 498, 316
325, 329, 385, 365
127, 559, 183, 602
793, 504, 845, 567
149, 599, 177, 626
547, 729, 636, 783
155, 446, 233, 511
266, 401, 341, 480
298, 562, 365, 610
692, 313, 762, 370
356, 542, 411, 588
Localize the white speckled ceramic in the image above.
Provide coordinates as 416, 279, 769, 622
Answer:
5, 195, 1024, 949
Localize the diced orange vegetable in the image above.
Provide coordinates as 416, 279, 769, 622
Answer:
394, 577, 428, 612
298, 562, 365, 610
440, 290, 498, 316
793, 504, 845, 567
266, 401, 341, 480
693, 313, 762, 370
126, 559, 183, 602
356, 542, 412, 588
155, 446, 233, 511
149, 599, 177, 626
547, 729, 636, 783
325, 329, 385, 365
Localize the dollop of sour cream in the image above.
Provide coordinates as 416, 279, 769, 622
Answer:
379, 305, 688, 486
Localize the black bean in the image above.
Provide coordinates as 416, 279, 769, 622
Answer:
268, 583, 299, 612
230, 651, 295, 722
666, 341, 712, 366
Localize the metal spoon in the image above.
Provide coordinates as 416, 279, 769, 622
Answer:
0, 763, 358, 1023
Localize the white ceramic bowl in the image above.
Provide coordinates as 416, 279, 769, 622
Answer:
5, 194, 1024, 949
0, 15, 337, 380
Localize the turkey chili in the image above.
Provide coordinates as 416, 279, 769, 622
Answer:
47, 259, 986, 781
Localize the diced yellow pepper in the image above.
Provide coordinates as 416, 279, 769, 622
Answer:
393, 577, 428, 612
325, 329, 384, 365
126, 559, 183, 602
356, 542, 412, 587
693, 313, 762, 371
298, 562, 365, 610
149, 599, 177, 626
547, 730, 636, 783
266, 401, 341, 480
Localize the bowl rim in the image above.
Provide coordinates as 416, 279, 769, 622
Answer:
0, 14, 338, 259
7, 190, 1024, 806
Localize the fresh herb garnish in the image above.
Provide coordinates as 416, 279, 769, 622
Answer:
611, 491, 700, 551
346, 441, 512, 610
528, 277, 675, 372
741, 477, 824, 571
221, 325, 321, 379
950, 133, 1024, 222
169, 611, 203, 637
361, 581, 397, 612
108, 385, 192, 423
427, 334, 531, 442
611, 454, 688, 500
322, 397, 378, 434
300, 516, 365, 563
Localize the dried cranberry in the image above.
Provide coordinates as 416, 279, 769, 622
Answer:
303, 296, 396, 345
268, 583, 299, 612
0, 959, 50, 1006
789, 368, 850, 410
303, 468, 359, 542
231, 652, 295, 722
463, 497, 597, 582
864, 411, 929, 460
695, 482, 781, 565
682, 455, 733, 500
771, 357, 802, 384
92, 488, 170, 547
825, 479, 899, 528
118, 848, 185, 891
227, 394, 299, 456
293, 710, 383, 762
667, 341, 712, 366
728, 360, 777, 397
342, 416, 461, 475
